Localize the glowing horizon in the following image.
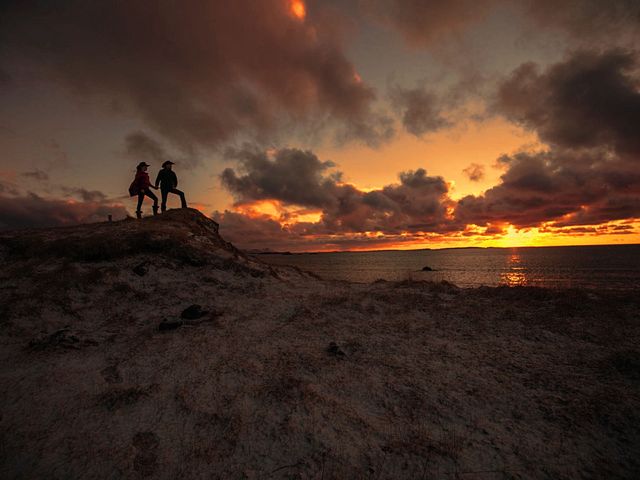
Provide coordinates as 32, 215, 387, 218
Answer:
0, 1, 638, 249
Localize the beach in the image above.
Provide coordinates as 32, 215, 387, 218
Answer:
1, 210, 638, 479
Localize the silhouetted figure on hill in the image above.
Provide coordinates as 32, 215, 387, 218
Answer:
129, 162, 159, 218
155, 161, 187, 212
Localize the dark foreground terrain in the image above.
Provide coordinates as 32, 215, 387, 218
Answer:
0, 210, 639, 479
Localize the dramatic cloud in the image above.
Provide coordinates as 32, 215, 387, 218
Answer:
363, 1, 639, 49
20, 170, 49, 182
218, 52, 640, 249
61, 188, 109, 203
457, 49, 640, 229
389, 85, 451, 137
222, 147, 338, 208
495, 49, 640, 155
463, 163, 485, 182
124, 132, 171, 164
526, 0, 640, 43
0, 193, 128, 230
1, 0, 390, 151
363, 0, 499, 47
218, 145, 454, 240
0, 171, 129, 230
213, 208, 462, 251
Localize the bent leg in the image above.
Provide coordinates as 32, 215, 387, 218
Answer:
136, 192, 144, 211
146, 190, 158, 206
172, 188, 187, 208
161, 189, 169, 212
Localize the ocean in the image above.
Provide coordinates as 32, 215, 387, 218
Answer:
257, 244, 640, 291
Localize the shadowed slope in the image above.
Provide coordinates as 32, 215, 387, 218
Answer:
0, 210, 638, 479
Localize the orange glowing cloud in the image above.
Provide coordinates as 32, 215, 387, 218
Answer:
290, 0, 306, 20
234, 199, 323, 225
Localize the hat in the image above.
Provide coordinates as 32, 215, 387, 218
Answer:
162, 160, 175, 168
137, 162, 150, 169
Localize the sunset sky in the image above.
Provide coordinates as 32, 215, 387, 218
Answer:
1, 0, 639, 250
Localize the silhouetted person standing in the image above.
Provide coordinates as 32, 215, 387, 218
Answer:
155, 161, 187, 212
129, 162, 159, 218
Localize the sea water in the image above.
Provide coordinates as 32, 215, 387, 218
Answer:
257, 244, 640, 290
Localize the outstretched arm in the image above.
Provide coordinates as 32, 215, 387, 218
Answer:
154, 171, 161, 188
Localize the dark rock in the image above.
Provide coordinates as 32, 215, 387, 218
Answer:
133, 431, 160, 477
182, 309, 224, 326
98, 387, 148, 411
133, 263, 148, 276
327, 341, 346, 356
421, 266, 434, 271
181, 304, 208, 320
609, 350, 640, 381
158, 319, 183, 331
28, 328, 81, 351
101, 365, 123, 384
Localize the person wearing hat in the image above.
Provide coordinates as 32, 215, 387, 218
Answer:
155, 160, 187, 211
128, 162, 159, 218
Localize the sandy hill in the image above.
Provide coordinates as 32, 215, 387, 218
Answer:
0, 209, 639, 479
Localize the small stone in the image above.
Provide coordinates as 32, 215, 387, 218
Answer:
132, 431, 159, 477
133, 263, 148, 276
101, 365, 123, 384
327, 341, 345, 356
158, 319, 183, 331
181, 304, 208, 320
421, 266, 434, 271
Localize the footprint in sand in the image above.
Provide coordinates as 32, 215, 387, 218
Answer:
132, 431, 159, 477
100, 365, 122, 384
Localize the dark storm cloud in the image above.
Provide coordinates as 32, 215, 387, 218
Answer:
220, 145, 454, 236
1, 0, 389, 151
221, 147, 338, 208
453, 48, 640, 230
123, 131, 184, 167
217, 142, 639, 248
334, 112, 396, 148
0, 179, 19, 196
362, 1, 639, 49
211, 210, 298, 251
362, 0, 499, 47
20, 170, 49, 182
455, 149, 640, 228
526, 0, 640, 43
495, 49, 640, 155
388, 85, 451, 137
61, 187, 109, 203
213, 209, 454, 252
463, 163, 485, 182
0, 193, 128, 230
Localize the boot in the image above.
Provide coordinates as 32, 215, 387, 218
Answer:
136, 210, 142, 219
161, 204, 167, 213
152, 205, 159, 216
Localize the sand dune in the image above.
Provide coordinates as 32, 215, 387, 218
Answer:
0, 209, 638, 479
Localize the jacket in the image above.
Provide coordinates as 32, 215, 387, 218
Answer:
129, 170, 152, 197
155, 169, 178, 191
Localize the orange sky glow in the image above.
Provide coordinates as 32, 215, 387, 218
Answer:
1, 1, 638, 251
289, 0, 306, 20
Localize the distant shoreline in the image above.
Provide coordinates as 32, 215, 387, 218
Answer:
249, 242, 640, 255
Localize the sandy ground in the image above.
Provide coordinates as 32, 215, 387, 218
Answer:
0, 209, 639, 479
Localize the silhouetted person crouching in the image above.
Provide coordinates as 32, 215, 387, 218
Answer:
129, 162, 159, 218
155, 160, 187, 211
